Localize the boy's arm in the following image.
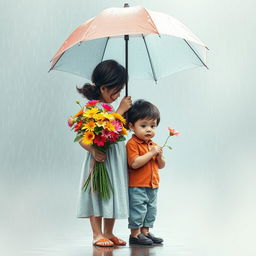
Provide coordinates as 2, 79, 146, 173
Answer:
156, 149, 165, 169
129, 146, 160, 169
130, 151, 155, 169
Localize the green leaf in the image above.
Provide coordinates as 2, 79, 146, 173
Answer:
167, 146, 173, 150
74, 134, 83, 142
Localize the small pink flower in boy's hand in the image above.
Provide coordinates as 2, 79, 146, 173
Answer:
67, 116, 74, 127
168, 127, 180, 136
102, 103, 113, 112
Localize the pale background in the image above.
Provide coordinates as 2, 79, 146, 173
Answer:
1, 0, 255, 255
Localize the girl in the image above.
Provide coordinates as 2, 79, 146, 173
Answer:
76, 60, 132, 247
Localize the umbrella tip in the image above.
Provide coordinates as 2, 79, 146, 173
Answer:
124, 3, 129, 7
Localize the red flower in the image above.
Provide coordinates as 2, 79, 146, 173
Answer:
108, 131, 120, 142
86, 100, 99, 107
101, 103, 113, 112
74, 120, 83, 132
94, 134, 107, 147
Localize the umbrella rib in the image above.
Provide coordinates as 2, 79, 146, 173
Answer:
183, 39, 209, 69
48, 52, 65, 72
101, 37, 110, 62
142, 34, 157, 82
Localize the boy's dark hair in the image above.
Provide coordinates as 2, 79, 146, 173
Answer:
127, 99, 160, 126
77, 60, 127, 100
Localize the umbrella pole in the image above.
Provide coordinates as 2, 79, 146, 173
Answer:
125, 34, 129, 96
124, 3, 129, 97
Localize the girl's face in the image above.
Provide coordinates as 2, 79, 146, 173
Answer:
100, 85, 123, 103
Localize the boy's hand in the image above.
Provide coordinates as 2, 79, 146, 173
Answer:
91, 148, 106, 162
157, 147, 164, 157
116, 96, 132, 115
150, 145, 162, 156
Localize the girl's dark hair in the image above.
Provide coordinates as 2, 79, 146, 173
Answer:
127, 99, 160, 126
77, 60, 127, 100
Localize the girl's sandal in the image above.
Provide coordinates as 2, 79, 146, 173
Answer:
109, 236, 127, 246
93, 238, 114, 247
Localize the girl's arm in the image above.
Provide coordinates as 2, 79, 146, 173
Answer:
116, 96, 132, 115
79, 141, 106, 162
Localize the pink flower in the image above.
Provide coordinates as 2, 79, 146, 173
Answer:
94, 135, 106, 147
101, 104, 113, 112
67, 116, 74, 127
86, 100, 99, 107
111, 120, 122, 133
168, 127, 180, 136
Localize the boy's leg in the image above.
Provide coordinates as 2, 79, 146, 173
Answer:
128, 187, 147, 233
143, 188, 163, 244
143, 188, 158, 231
128, 187, 153, 245
140, 226, 149, 235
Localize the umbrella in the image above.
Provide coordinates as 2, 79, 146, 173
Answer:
49, 4, 208, 95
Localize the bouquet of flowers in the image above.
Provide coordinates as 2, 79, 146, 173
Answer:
68, 100, 127, 200
162, 127, 180, 149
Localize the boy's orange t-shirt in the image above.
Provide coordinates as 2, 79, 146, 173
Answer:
126, 134, 159, 188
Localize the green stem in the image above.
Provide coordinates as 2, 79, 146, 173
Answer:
162, 135, 171, 148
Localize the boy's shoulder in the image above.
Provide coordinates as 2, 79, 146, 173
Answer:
126, 136, 137, 146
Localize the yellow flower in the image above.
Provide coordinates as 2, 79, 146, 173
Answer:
96, 120, 106, 127
82, 131, 95, 145
112, 113, 126, 124
121, 126, 128, 135
82, 120, 96, 131
104, 121, 116, 132
101, 112, 114, 121
93, 113, 106, 121
83, 108, 99, 119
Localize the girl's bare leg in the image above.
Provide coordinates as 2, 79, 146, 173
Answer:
90, 216, 113, 245
103, 218, 115, 237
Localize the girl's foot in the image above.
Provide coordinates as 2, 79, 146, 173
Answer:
104, 233, 126, 246
109, 236, 126, 246
93, 235, 114, 247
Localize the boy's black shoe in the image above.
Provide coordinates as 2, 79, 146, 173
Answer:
129, 234, 153, 245
145, 233, 163, 244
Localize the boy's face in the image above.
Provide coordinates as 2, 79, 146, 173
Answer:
129, 119, 157, 142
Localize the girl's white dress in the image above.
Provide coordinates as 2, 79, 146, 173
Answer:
76, 103, 129, 218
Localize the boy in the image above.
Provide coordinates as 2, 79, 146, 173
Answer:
126, 99, 165, 245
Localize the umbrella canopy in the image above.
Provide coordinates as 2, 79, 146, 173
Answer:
50, 5, 208, 84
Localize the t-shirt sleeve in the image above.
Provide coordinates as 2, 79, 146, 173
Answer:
126, 140, 139, 167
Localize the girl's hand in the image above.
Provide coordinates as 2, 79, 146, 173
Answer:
91, 148, 106, 162
116, 96, 132, 115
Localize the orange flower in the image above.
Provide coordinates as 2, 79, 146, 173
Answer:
120, 126, 128, 135
73, 109, 84, 118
